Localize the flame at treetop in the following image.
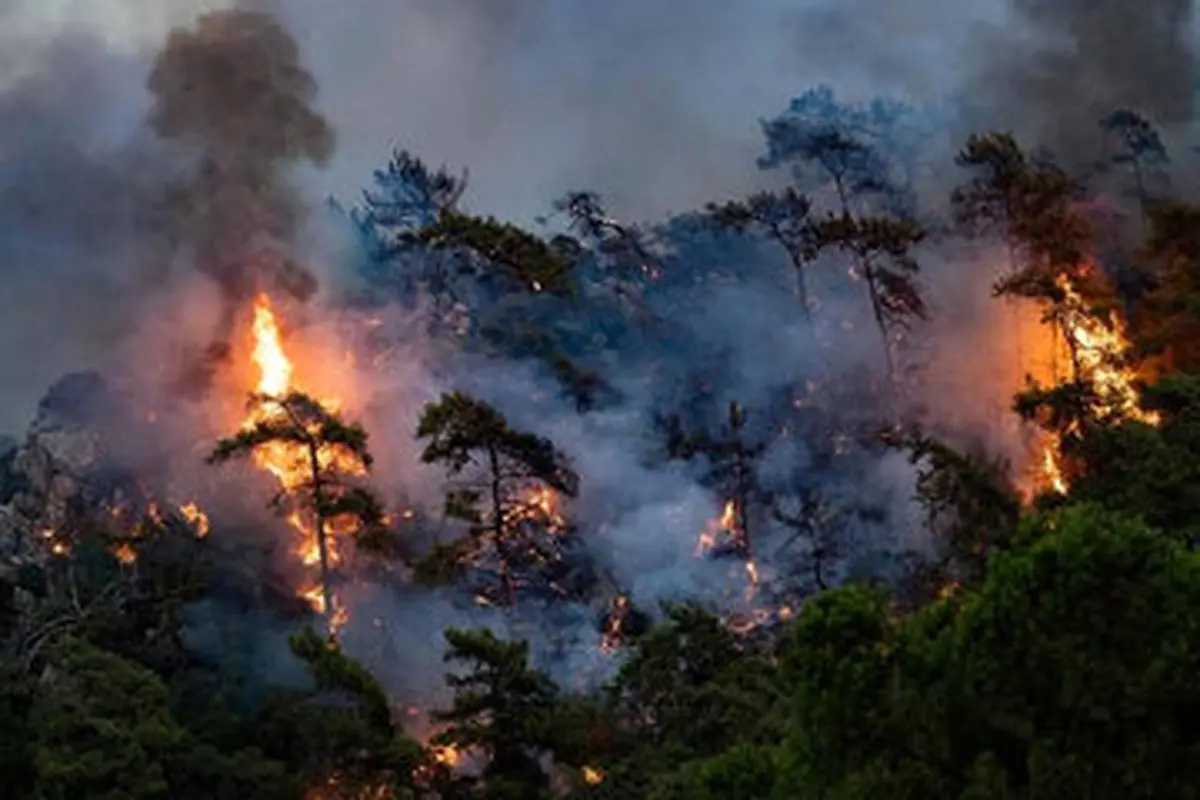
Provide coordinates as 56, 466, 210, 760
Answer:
1033, 271, 1161, 495
242, 293, 361, 630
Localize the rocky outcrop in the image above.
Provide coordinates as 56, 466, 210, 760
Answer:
0, 372, 125, 564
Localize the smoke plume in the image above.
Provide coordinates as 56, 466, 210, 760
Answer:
147, 8, 335, 388
964, 0, 1198, 163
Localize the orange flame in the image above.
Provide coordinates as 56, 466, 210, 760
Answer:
582, 765, 605, 785
242, 294, 360, 629
695, 499, 737, 556
1032, 274, 1160, 495
179, 502, 210, 537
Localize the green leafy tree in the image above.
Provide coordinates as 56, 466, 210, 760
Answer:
208, 391, 387, 625
944, 504, 1200, 798
28, 637, 185, 799
1069, 373, 1200, 537
416, 391, 580, 607
604, 602, 782, 795
255, 627, 424, 797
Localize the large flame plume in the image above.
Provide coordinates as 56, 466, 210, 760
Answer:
242, 293, 362, 633
1033, 270, 1160, 495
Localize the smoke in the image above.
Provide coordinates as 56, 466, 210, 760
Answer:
0, 29, 160, 432
2, 0, 1196, 723
271, 0, 999, 223
147, 7, 336, 392
963, 0, 1199, 164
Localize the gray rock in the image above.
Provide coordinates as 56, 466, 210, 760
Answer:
0, 371, 126, 561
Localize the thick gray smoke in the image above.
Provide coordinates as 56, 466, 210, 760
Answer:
964, 0, 1198, 163
148, 8, 335, 389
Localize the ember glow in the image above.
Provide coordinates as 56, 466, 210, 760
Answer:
179, 502, 210, 537
582, 765, 606, 785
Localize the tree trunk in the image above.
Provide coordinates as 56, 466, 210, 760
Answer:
487, 445, 516, 608
307, 438, 334, 626
864, 267, 899, 403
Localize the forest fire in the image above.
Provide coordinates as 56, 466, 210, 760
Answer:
179, 502, 210, 537
695, 499, 737, 556
1031, 272, 1160, 495
241, 293, 362, 630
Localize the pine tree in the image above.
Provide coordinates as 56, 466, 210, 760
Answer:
802, 212, 926, 390
707, 189, 815, 317
432, 628, 560, 798
415, 392, 580, 608
207, 391, 387, 626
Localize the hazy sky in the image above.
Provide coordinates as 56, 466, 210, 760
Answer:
17, 0, 1193, 432
0, 0, 1002, 220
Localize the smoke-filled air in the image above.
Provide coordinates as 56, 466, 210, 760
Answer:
2, 1, 1199, 798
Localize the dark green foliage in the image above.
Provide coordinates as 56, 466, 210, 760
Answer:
417, 212, 575, 295
610, 604, 781, 756
1069, 373, 1200, 537
28, 638, 184, 799
416, 391, 581, 606
432, 628, 561, 798
256, 628, 423, 796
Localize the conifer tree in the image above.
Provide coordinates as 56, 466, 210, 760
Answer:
415, 392, 580, 608
707, 189, 815, 317
432, 628, 560, 798
208, 391, 387, 624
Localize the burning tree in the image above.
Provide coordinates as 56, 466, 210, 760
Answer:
951, 132, 1161, 494
952, 132, 1095, 380
686, 401, 767, 562
148, 10, 334, 388
208, 391, 386, 627
415, 392, 580, 608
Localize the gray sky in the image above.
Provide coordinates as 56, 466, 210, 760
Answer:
0, 0, 1000, 220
